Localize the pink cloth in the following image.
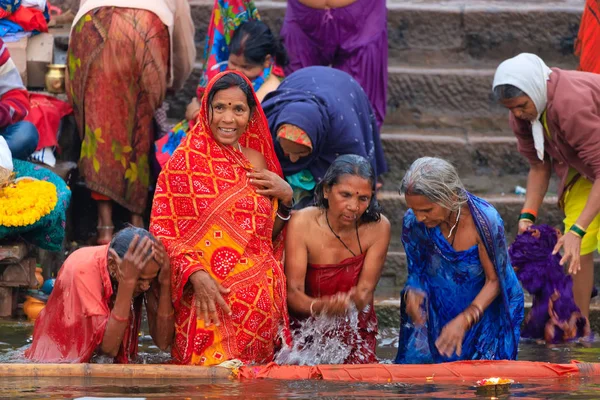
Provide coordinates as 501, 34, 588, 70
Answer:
25, 245, 143, 363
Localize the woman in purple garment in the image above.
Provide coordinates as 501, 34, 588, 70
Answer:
280, 0, 388, 128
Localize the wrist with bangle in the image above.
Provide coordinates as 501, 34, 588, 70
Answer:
110, 310, 129, 323
569, 223, 587, 238
277, 199, 294, 221
519, 208, 538, 224
462, 303, 483, 330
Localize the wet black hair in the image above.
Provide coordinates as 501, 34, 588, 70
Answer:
493, 84, 526, 101
229, 20, 289, 67
206, 72, 257, 123
314, 154, 382, 223
109, 226, 156, 258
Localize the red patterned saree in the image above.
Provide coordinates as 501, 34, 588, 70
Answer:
150, 71, 289, 366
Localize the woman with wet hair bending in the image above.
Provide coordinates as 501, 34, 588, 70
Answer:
395, 157, 523, 364
285, 154, 391, 363
26, 227, 173, 363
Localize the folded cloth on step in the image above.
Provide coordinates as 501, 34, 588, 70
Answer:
22, 0, 45, 11
8, 5, 47, 32
0, 20, 22, 37
0, 159, 70, 251
26, 93, 73, 150
2, 31, 31, 42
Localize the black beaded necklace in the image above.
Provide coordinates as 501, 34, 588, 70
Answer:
325, 210, 363, 257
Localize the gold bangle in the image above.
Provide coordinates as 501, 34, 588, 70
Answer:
472, 303, 483, 322
464, 312, 472, 329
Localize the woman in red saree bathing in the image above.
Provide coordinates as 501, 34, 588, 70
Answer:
285, 155, 391, 363
150, 71, 293, 365
26, 227, 173, 363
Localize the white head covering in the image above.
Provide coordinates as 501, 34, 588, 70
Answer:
492, 53, 553, 161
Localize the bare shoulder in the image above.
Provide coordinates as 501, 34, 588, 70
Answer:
361, 214, 391, 242
289, 206, 320, 228
243, 147, 268, 170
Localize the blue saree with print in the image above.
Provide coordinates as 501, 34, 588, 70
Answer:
395, 193, 524, 364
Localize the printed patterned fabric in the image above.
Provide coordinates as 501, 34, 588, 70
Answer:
150, 70, 289, 366
276, 124, 312, 150
0, 0, 20, 15
67, 7, 169, 214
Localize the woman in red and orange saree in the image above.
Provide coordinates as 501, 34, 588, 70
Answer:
150, 71, 292, 366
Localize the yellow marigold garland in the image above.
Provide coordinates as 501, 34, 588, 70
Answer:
0, 180, 58, 227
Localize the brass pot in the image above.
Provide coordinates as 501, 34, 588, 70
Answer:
45, 64, 66, 94
24, 296, 45, 321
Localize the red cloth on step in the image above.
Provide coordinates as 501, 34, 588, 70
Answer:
26, 93, 72, 150
8, 6, 48, 32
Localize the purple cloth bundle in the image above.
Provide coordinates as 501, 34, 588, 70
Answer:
509, 224, 590, 343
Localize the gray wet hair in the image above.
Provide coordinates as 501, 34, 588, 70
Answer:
399, 157, 467, 212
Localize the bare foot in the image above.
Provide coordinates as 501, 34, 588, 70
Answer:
131, 213, 144, 228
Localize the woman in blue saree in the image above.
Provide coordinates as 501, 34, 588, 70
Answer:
395, 157, 524, 363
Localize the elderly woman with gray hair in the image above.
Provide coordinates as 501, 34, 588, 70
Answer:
395, 157, 524, 364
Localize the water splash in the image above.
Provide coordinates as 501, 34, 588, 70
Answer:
275, 304, 376, 365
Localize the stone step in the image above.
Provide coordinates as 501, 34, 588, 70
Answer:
380, 130, 530, 185
188, 0, 585, 67
50, 0, 585, 67
384, 65, 508, 131
49, 1, 583, 132
164, 64, 515, 132
385, 0, 583, 67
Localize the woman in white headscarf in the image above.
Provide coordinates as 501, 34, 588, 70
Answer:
493, 53, 600, 320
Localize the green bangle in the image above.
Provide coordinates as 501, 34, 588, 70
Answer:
519, 212, 536, 223
570, 224, 587, 238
